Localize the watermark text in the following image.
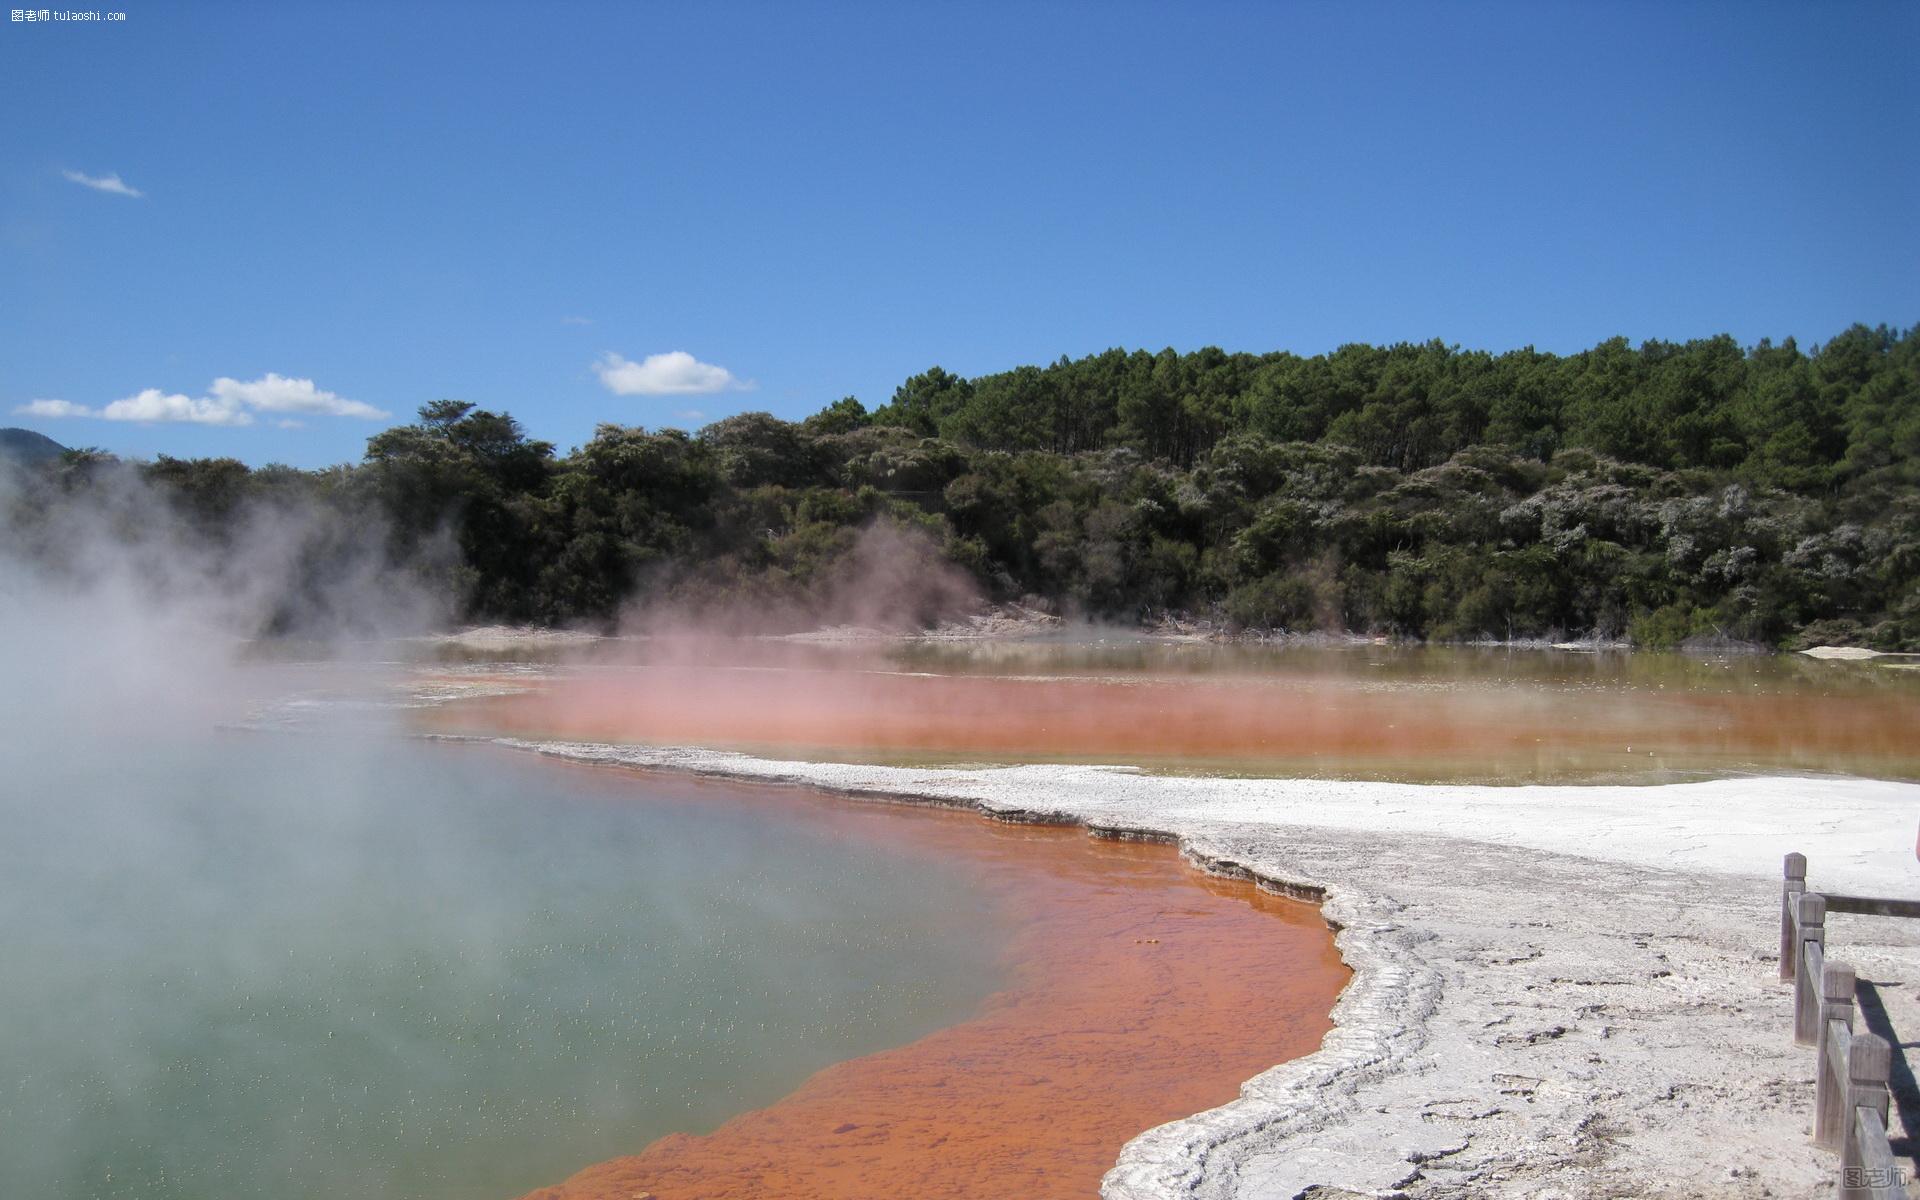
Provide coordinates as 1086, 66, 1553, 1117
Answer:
11, 9, 129, 22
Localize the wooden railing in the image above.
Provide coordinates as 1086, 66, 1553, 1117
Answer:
1781, 852, 1908, 1199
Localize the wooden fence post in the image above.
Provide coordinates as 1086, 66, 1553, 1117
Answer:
1782, 852, 1807, 981
1814, 960, 1856, 1149
1795, 893, 1827, 1045
1841, 1032, 1892, 1200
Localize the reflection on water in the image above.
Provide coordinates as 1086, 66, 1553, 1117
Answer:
423, 641, 1920, 784
0, 736, 1010, 1200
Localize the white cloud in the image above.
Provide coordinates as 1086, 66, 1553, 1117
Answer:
561, 315, 594, 326
10, 373, 381, 428
13, 399, 96, 418
60, 169, 144, 198
209, 373, 388, 419
595, 350, 751, 396
101, 389, 252, 427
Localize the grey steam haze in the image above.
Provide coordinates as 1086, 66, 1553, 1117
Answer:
0, 461, 1006, 1200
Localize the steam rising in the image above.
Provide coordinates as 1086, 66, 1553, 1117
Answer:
0, 461, 1005, 1200
618, 517, 984, 638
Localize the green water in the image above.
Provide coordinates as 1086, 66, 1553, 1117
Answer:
0, 734, 1009, 1200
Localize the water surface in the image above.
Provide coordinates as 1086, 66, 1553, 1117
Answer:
513, 778, 1344, 1200
423, 641, 1920, 783
0, 733, 1012, 1200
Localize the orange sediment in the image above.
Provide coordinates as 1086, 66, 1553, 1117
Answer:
425, 663, 1920, 781
509, 775, 1347, 1200
424, 650, 1917, 1195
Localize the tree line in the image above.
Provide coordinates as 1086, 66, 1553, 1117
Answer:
7, 323, 1917, 648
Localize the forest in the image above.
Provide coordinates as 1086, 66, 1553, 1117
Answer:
5, 323, 1916, 649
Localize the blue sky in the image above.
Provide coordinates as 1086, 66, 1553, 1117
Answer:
2, 1, 1915, 468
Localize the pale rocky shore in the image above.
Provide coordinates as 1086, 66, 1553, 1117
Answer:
460, 737, 1920, 1199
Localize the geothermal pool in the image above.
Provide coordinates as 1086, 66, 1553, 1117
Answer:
426, 640, 1920, 783
35, 636, 1886, 1198
1, 715, 1342, 1200
0, 735, 1001, 1198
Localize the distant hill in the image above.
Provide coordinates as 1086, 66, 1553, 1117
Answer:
0, 427, 68, 466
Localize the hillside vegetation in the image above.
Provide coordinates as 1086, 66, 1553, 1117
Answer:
7, 325, 1917, 648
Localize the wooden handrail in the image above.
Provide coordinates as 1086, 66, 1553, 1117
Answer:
1847, 1106, 1903, 1200
1795, 892, 1828, 1046
1816, 963, 1857, 1150
1842, 1036, 1897, 1200
1824, 895, 1920, 919
1780, 853, 1908, 1199
1784, 850, 1808, 981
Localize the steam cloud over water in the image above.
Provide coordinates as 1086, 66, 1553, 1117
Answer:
612, 516, 985, 638
0, 455, 451, 658
0, 462, 1009, 1200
